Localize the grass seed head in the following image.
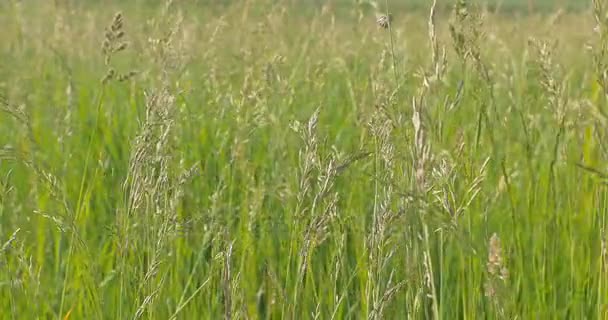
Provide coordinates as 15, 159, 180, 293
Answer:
376, 14, 392, 29
102, 12, 129, 66
487, 233, 508, 280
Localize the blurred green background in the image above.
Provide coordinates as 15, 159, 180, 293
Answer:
1, 0, 591, 12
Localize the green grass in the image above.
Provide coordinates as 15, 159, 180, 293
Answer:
1, 0, 607, 319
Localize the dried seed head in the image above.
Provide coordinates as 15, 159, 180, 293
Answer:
102, 39, 111, 54
102, 11, 129, 66
118, 70, 138, 82
111, 12, 123, 32
376, 14, 392, 29
102, 68, 116, 84
104, 30, 114, 41
484, 281, 496, 298
487, 233, 508, 280
484, 233, 508, 315
114, 42, 128, 53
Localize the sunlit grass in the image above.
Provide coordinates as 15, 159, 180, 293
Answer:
0, 0, 606, 319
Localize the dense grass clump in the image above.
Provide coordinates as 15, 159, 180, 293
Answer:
1, 0, 607, 318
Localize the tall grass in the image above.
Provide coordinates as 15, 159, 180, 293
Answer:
0, 0, 607, 319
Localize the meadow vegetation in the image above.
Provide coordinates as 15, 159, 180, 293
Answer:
1, 0, 607, 318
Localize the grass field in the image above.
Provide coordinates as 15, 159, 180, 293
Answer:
1, 0, 608, 319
